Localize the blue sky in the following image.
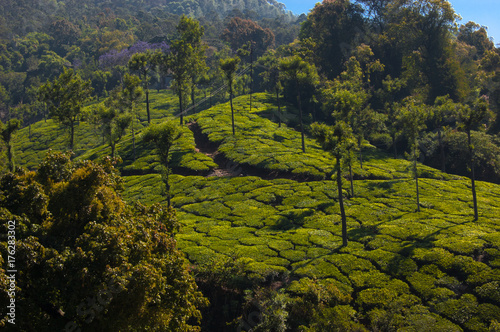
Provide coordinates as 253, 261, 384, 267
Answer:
282, 0, 500, 44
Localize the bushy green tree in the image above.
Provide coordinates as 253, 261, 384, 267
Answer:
299, 0, 365, 80
97, 95, 132, 158
142, 121, 182, 207
259, 50, 284, 127
38, 68, 93, 150
455, 95, 492, 220
120, 73, 143, 161
168, 15, 206, 125
430, 95, 455, 172
0, 152, 207, 330
128, 51, 155, 124
280, 55, 319, 153
396, 97, 428, 212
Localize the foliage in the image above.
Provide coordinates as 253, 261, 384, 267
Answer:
0, 118, 21, 171
0, 152, 207, 330
222, 17, 275, 57
38, 68, 93, 150
143, 120, 182, 206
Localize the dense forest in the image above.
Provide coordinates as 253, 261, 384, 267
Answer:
1, 0, 500, 331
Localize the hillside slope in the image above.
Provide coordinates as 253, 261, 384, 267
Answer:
12, 92, 500, 331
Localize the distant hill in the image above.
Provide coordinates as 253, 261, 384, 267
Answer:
0, 0, 292, 39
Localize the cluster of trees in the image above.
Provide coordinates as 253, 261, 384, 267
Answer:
0, 0, 301, 120
0, 152, 207, 330
259, 0, 498, 243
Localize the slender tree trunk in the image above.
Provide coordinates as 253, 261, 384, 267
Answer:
393, 132, 398, 158
191, 82, 196, 114
178, 87, 184, 125
358, 136, 363, 169
337, 157, 348, 247
349, 159, 354, 197
438, 128, 445, 172
468, 130, 479, 220
70, 122, 75, 151
276, 88, 281, 128
111, 142, 116, 158
7, 143, 13, 172
297, 80, 305, 153
230, 84, 235, 136
146, 88, 150, 124
132, 106, 136, 161
166, 167, 171, 208
414, 148, 420, 212
250, 47, 253, 113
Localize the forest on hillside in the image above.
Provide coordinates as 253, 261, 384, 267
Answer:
1, 0, 500, 331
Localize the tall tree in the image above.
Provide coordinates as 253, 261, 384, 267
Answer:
311, 122, 356, 247
120, 73, 143, 161
38, 68, 93, 151
0, 118, 21, 172
168, 15, 206, 125
299, 0, 365, 80
455, 95, 491, 220
280, 55, 319, 153
220, 56, 241, 136
98, 93, 133, 158
222, 17, 275, 57
430, 95, 455, 172
325, 50, 384, 171
396, 97, 428, 212
142, 121, 182, 208
259, 50, 284, 127
128, 50, 155, 124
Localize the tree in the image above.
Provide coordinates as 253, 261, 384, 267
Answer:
168, 16, 206, 125
0, 118, 21, 172
120, 73, 143, 161
299, 0, 365, 80
142, 121, 182, 208
396, 97, 428, 212
311, 122, 356, 247
430, 95, 455, 172
381, 0, 466, 102
259, 50, 284, 127
128, 51, 155, 124
458, 21, 494, 59
91, 70, 111, 102
98, 95, 132, 158
38, 68, 93, 150
220, 56, 241, 136
325, 51, 384, 172
455, 95, 492, 220
0, 152, 207, 330
222, 17, 275, 57
280, 55, 319, 153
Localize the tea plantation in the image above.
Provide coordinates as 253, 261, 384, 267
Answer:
13, 91, 500, 331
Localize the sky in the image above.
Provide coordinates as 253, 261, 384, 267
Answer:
282, 0, 500, 44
